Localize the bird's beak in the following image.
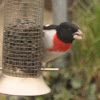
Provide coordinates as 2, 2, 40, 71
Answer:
73, 29, 83, 40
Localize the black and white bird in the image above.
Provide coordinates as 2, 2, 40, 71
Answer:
42, 22, 83, 66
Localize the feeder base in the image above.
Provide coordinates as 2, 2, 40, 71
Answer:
0, 74, 51, 96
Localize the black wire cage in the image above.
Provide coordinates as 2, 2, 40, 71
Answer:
3, 0, 44, 77
0, 0, 51, 96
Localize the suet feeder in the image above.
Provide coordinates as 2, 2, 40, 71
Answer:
0, 0, 58, 96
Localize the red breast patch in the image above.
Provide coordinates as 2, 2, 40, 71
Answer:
48, 34, 72, 52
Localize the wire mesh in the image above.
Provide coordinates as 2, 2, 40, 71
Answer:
2, 0, 44, 77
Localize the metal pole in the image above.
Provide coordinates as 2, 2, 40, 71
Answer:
0, 67, 59, 71
52, 0, 70, 69
52, 0, 67, 25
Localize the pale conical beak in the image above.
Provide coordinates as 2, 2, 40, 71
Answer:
73, 29, 83, 40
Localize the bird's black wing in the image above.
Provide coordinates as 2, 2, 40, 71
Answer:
43, 25, 57, 30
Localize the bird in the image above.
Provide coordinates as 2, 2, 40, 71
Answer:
42, 22, 83, 67
14, 22, 83, 73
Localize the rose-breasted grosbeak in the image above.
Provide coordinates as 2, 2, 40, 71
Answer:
42, 22, 83, 66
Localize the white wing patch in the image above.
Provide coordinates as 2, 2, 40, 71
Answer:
45, 24, 50, 27
43, 29, 56, 49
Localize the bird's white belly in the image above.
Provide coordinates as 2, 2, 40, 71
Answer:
42, 51, 65, 63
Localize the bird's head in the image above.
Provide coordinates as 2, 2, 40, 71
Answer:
56, 22, 83, 43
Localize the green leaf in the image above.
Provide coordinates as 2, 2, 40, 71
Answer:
88, 94, 97, 100
71, 77, 83, 89
89, 84, 97, 94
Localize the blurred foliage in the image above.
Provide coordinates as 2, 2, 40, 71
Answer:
1, 0, 100, 100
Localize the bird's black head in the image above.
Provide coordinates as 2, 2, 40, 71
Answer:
56, 22, 83, 43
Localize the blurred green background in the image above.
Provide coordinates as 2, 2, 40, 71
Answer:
0, 0, 100, 100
